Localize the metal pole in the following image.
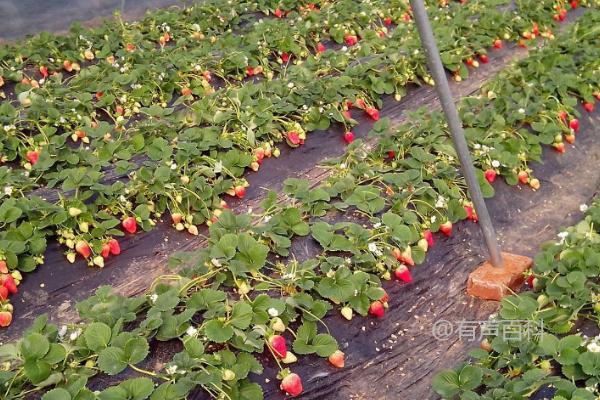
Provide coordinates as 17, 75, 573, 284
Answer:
409, 0, 504, 268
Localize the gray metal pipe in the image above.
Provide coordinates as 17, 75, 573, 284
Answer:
409, 0, 504, 268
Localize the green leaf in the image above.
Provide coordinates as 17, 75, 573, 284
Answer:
42, 388, 72, 400
204, 319, 234, 343
97, 347, 128, 375
123, 337, 149, 365
21, 332, 50, 360
84, 322, 112, 352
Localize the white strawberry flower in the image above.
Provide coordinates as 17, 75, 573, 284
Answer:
491, 160, 500, 168
587, 342, 600, 353
149, 293, 158, 303
268, 308, 279, 317
186, 326, 198, 337
580, 204, 589, 212
165, 365, 178, 375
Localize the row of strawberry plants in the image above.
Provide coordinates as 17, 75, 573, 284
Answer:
0, 1, 570, 278
432, 197, 600, 399
0, 11, 599, 399
1, 0, 558, 181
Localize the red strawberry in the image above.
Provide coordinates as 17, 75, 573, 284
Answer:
101, 243, 111, 258
365, 107, 380, 121
0, 261, 7, 274
287, 131, 301, 146
26, 150, 40, 165
0, 311, 12, 327
558, 110, 568, 123
465, 205, 478, 222
526, 274, 535, 287
553, 142, 565, 153
1, 275, 17, 294
387, 150, 396, 159
122, 217, 137, 234
39, 66, 49, 78
379, 289, 389, 303
423, 230, 434, 247
274, 8, 283, 18
583, 102, 594, 113
439, 221, 453, 237
532, 23, 539, 36
0, 286, 8, 301
246, 66, 255, 77
465, 57, 474, 67
570, 0, 578, 8
395, 265, 413, 283
343, 131, 355, 144
328, 350, 345, 368
108, 238, 121, 255
346, 100, 354, 109
369, 300, 385, 318
75, 240, 91, 259
479, 54, 489, 64
317, 42, 326, 53
281, 52, 290, 63
234, 185, 246, 199
559, 8, 567, 20
493, 39, 503, 49
384, 17, 393, 25
518, 170, 529, 184
569, 119, 579, 132
280, 373, 303, 397
268, 335, 287, 358
485, 169, 497, 183
344, 35, 358, 46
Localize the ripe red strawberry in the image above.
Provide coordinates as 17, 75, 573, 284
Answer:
328, 350, 345, 368
484, 169, 497, 183
0, 261, 7, 274
343, 131, 355, 144
465, 205, 478, 222
569, 119, 579, 132
558, 110, 568, 123
518, 171, 529, 184
465, 57, 474, 67
101, 243, 111, 258
553, 142, 565, 153
317, 42, 326, 53
583, 102, 594, 112
423, 230, 434, 247
369, 300, 385, 318
26, 150, 40, 165
344, 35, 358, 46
526, 274, 535, 287
246, 66, 255, 77
108, 238, 121, 255
479, 54, 489, 64
274, 8, 283, 18
0, 311, 12, 327
0, 286, 8, 301
75, 240, 91, 258
1, 275, 17, 294
39, 66, 49, 78
365, 107, 380, 121
122, 217, 137, 234
570, 0, 578, 8
493, 39, 503, 49
280, 373, 303, 397
532, 23, 539, 36
440, 221, 453, 236
559, 8, 567, 20
234, 186, 246, 199
268, 335, 287, 358
384, 17, 393, 25
281, 52, 290, 63
395, 265, 413, 283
